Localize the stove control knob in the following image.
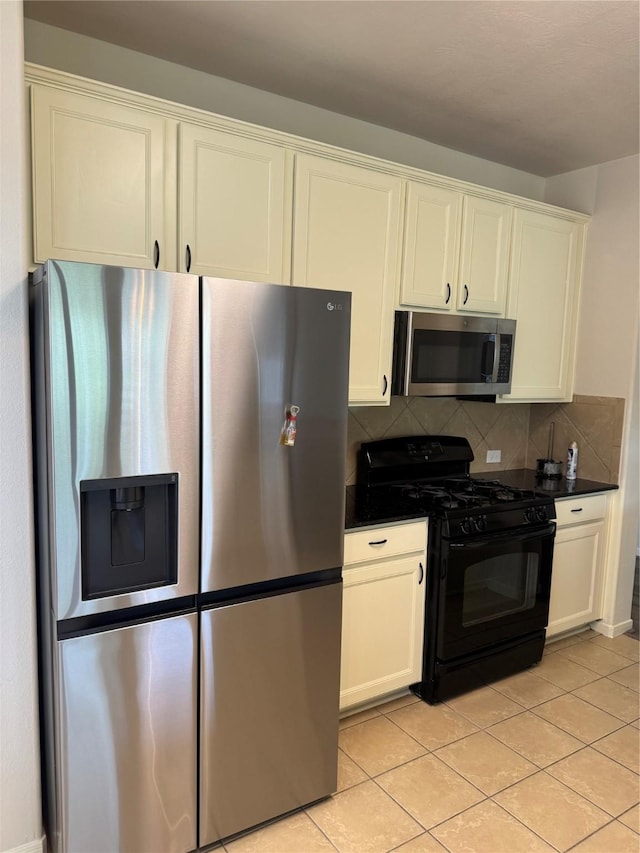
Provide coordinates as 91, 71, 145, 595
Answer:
460, 517, 474, 535
536, 506, 548, 522
524, 508, 535, 524
473, 514, 488, 532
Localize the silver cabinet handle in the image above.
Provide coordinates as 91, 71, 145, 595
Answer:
368, 539, 388, 546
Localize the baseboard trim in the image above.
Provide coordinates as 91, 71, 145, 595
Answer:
591, 618, 634, 638
2, 839, 44, 853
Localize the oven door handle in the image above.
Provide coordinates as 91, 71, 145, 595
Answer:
448, 522, 556, 549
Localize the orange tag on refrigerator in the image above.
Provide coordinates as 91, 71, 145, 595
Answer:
280, 406, 300, 446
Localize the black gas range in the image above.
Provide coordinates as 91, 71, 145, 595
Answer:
355, 435, 555, 530
355, 435, 557, 703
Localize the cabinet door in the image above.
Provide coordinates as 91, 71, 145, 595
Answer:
340, 555, 425, 710
31, 86, 171, 269
458, 196, 512, 314
179, 124, 292, 282
400, 182, 462, 310
547, 520, 605, 637
292, 154, 402, 405
501, 210, 583, 402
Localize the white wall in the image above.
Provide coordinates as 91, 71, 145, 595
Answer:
23, 18, 547, 201
0, 4, 43, 853
546, 156, 640, 633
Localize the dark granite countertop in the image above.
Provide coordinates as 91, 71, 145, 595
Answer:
474, 468, 618, 500
345, 485, 426, 531
345, 470, 617, 531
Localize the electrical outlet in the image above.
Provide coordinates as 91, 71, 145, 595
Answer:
486, 450, 502, 463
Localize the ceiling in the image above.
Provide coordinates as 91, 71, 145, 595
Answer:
23, 0, 640, 177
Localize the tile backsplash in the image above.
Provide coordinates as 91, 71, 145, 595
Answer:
346, 395, 624, 486
346, 397, 530, 484
527, 395, 625, 484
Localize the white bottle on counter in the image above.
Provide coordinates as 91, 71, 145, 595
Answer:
566, 441, 578, 480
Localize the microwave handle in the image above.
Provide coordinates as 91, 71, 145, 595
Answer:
492, 333, 501, 382
482, 336, 497, 381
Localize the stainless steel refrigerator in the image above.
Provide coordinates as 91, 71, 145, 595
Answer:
31, 260, 350, 853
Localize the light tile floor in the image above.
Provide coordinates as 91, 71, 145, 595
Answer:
222, 630, 639, 853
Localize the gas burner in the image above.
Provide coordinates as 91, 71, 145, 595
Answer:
467, 480, 538, 504
474, 484, 519, 502
392, 483, 484, 510
357, 435, 554, 525
443, 478, 475, 493
439, 494, 481, 510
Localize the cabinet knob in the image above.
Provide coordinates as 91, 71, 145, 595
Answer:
186, 244, 192, 273
153, 240, 160, 269
463, 284, 469, 305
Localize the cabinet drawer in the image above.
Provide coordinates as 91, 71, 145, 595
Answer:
344, 521, 426, 566
555, 494, 607, 527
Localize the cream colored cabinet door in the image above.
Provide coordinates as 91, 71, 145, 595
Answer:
502, 210, 583, 402
292, 154, 402, 405
457, 196, 512, 314
340, 522, 426, 711
400, 187, 510, 315
547, 495, 606, 638
179, 124, 292, 282
400, 182, 462, 310
31, 85, 171, 269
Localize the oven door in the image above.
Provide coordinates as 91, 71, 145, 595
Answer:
437, 522, 555, 661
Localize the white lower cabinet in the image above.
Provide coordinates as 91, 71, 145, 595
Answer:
547, 494, 607, 638
340, 521, 427, 711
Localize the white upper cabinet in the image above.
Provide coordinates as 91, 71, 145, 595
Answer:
501, 209, 584, 402
401, 184, 511, 315
400, 182, 462, 310
178, 124, 292, 283
27, 68, 590, 405
458, 196, 512, 314
31, 85, 172, 270
292, 154, 402, 406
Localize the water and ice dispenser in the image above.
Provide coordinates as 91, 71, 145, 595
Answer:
80, 473, 179, 599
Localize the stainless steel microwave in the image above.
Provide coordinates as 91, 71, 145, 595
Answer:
392, 312, 516, 397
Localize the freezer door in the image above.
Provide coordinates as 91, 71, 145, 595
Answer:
199, 581, 342, 845
201, 278, 350, 592
55, 613, 197, 853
